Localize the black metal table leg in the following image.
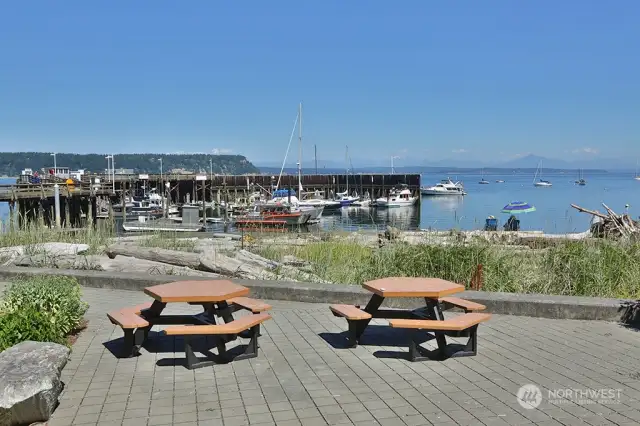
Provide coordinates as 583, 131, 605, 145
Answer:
215, 300, 238, 342
354, 294, 385, 342
138, 300, 167, 345
425, 298, 448, 357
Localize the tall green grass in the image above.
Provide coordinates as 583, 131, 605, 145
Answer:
0, 218, 115, 254
139, 233, 197, 252
254, 239, 640, 298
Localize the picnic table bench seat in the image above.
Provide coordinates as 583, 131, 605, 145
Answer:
330, 304, 372, 320
439, 297, 486, 312
329, 304, 372, 347
228, 297, 272, 313
390, 313, 491, 361
161, 312, 271, 369
107, 302, 154, 357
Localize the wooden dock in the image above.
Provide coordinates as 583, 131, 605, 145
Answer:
92, 172, 422, 204
0, 172, 421, 227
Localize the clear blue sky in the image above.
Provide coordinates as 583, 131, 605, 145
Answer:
1, 1, 639, 165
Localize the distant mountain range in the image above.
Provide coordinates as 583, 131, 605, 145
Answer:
255, 154, 637, 174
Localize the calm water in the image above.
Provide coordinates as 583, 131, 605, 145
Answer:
2, 172, 639, 233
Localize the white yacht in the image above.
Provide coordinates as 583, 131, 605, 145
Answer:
375, 184, 418, 207
421, 178, 466, 196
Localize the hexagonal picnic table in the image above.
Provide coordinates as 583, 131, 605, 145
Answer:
330, 277, 492, 360
107, 280, 273, 367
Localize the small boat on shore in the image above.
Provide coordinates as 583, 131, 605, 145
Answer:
421, 178, 466, 196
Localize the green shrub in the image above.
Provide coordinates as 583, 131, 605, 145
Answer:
1, 275, 89, 336
0, 306, 67, 351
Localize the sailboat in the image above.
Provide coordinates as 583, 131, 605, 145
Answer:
335, 146, 359, 206
533, 161, 552, 187
264, 103, 325, 220
635, 161, 640, 181
478, 169, 490, 184
575, 169, 586, 186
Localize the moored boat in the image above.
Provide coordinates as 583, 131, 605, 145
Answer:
375, 184, 418, 207
421, 178, 466, 196
236, 203, 311, 227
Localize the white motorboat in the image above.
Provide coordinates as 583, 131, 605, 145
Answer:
421, 178, 466, 196
375, 184, 418, 207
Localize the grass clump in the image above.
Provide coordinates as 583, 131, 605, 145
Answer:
0, 219, 115, 254
139, 233, 198, 252
0, 275, 89, 351
254, 239, 640, 299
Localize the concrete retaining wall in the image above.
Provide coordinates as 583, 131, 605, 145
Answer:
0, 267, 630, 321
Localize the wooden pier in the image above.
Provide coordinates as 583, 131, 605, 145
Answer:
0, 180, 113, 227
0, 173, 421, 227
97, 172, 422, 204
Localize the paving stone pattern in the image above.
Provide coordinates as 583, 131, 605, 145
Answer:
31, 286, 640, 425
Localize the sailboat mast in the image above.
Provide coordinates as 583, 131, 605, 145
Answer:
298, 102, 303, 193
345, 146, 349, 194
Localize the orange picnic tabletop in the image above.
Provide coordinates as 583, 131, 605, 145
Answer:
362, 277, 464, 298
144, 280, 249, 303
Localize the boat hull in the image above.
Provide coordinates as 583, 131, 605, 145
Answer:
300, 206, 324, 220
338, 199, 358, 207
375, 197, 418, 207
421, 188, 466, 196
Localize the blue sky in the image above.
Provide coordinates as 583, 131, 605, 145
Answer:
1, 1, 639, 166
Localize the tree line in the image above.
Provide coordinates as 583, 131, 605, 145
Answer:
0, 152, 260, 176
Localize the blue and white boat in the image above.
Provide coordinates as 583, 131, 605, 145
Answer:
335, 190, 359, 207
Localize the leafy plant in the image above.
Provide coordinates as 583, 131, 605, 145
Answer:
0, 306, 67, 351
1, 275, 88, 335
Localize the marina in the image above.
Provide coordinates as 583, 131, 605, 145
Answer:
1, 170, 639, 234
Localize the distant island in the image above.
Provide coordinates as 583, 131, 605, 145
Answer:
0, 152, 259, 176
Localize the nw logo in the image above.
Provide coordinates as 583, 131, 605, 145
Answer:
517, 384, 542, 409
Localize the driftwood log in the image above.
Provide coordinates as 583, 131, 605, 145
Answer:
105, 244, 202, 269
571, 203, 639, 239
104, 243, 326, 281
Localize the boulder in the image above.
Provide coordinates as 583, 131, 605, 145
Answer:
384, 225, 400, 241
0, 341, 70, 426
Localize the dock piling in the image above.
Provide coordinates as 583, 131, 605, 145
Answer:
54, 184, 61, 227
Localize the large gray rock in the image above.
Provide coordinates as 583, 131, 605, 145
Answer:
0, 341, 70, 426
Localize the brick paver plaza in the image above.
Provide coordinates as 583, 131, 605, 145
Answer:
44, 287, 640, 426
